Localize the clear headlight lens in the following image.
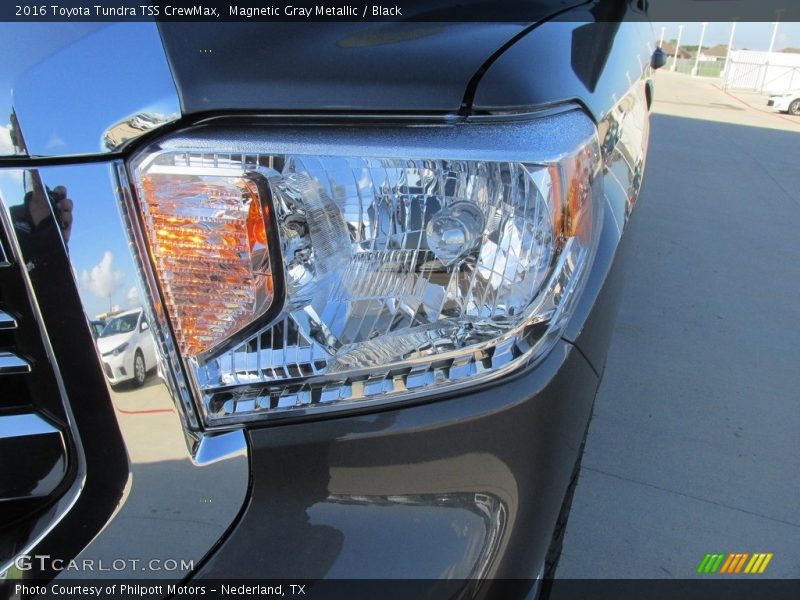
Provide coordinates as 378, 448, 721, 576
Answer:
129, 116, 601, 426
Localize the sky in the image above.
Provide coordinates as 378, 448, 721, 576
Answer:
653, 22, 800, 51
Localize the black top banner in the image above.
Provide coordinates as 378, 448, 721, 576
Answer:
1, 0, 799, 22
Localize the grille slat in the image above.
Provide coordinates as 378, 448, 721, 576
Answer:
0, 351, 31, 375
0, 309, 17, 330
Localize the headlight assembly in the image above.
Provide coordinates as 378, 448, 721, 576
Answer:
124, 110, 602, 426
102, 342, 129, 357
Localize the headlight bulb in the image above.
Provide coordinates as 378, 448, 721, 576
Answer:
426, 201, 485, 265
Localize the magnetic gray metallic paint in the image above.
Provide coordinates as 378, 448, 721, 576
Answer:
0, 9, 653, 586
155, 21, 537, 113
184, 13, 654, 576
562, 79, 651, 370
192, 339, 600, 582
134, 109, 593, 163
472, 17, 655, 122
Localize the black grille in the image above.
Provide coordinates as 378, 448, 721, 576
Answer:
0, 217, 65, 419
0, 206, 75, 523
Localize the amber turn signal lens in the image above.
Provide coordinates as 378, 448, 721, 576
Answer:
137, 168, 274, 357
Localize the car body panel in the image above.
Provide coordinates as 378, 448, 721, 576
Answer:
193, 339, 599, 583
155, 7, 589, 115
96, 309, 157, 385
472, 15, 654, 122
767, 91, 800, 113
0, 3, 654, 588
0, 23, 180, 158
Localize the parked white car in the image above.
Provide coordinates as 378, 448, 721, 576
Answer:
767, 90, 800, 115
96, 308, 156, 387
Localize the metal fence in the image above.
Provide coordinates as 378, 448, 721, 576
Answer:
664, 52, 800, 90
724, 61, 800, 92
724, 60, 762, 89
722, 51, 800, 93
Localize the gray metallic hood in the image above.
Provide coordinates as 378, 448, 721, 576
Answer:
1, 4, 585, 158
156, 18, 574, 114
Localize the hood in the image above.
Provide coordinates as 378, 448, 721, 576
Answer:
2, 3, 585, 157
157, 10, 583, 114
97, 332, 133, 355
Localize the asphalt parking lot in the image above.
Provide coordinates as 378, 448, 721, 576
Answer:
556, 71, 800, 578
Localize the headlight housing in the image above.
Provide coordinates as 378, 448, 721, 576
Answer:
125, 110, 602, 427
110, 342, 129, 356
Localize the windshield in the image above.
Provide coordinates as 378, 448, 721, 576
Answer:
90, 321, 105, 337
100, 313, 139, 337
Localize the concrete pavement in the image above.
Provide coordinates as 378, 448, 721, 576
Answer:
649, 70, 800, 131
555, 71, 800, 579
